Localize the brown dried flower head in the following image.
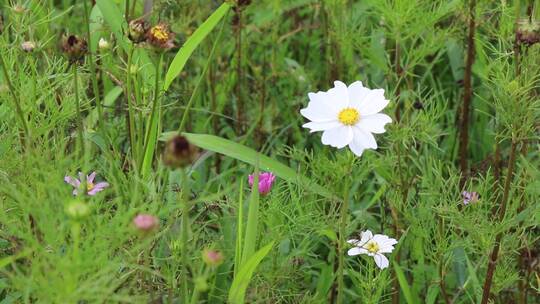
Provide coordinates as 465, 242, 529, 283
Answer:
146, 23, 175, 50
61, 34, 87, 62
128, 19, 148, 43
517, 19, 540, 47
163, 135, 198, 169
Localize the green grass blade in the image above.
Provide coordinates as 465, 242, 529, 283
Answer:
228, 242, 274, 304
234, 178, 245, 277
393, 261, 419, 304
163, 3, 231, 91
173, 132, 333, 198
241, 164, 259, 266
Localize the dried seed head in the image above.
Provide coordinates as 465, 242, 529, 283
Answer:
21, 41, 36, 52
61, 34, 87, 62
146, 23, 175, 50
163, 135, 198, 168
128, 19, 148, 43
517, 19, 540, 47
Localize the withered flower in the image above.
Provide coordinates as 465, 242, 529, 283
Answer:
128, 19, 148, 43
21, 41, 36, 52
146, 23, 175, 50
61, 34, 87, 62
517, 19, 540, 47
163, 135, 198, 169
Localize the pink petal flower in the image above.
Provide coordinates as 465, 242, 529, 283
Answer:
133, 214, 159, 232
87, 172, 97, 184
248, 172, 276, 195
64, 176, 81, 187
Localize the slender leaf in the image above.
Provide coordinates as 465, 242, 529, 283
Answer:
170, 132, 333, 198
228, 242, 274, 304
393, 261, 419, 304
163, 3, 231, 91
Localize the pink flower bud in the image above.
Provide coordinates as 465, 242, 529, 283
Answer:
248, 172, 276, 195
202, 249, 224, 266
133, 214, 159, 232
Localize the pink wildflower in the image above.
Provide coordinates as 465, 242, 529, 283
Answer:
64, 172, 109, 196
248, 172, 276, 195
133, 214, 159, 232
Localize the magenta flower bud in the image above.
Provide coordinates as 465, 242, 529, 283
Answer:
202, 249, 224, 267
133, 214, 159, 232
248, 172, 276, 195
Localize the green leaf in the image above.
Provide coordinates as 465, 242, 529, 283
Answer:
228, 242, 274, 304
173, 132, 333, 198
95, 0, 127, 49
393, 261, 419, 304
163, 3, 231, 91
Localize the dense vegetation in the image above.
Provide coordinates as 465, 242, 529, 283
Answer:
0, 0, 539, 303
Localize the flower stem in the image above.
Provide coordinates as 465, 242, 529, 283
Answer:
0, 51, 30, 146
82, 0, 104, 131
126, 45, 138, 165
480, 140, 519, 304
458, 0, 477, 185
337, 155, 354, 304
180, 168, 191, 303
72, 64, 85, 159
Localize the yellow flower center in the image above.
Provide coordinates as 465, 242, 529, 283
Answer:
365, 241, 380, 254
338, 108, 360, 125
86, 182, 95, 192
150, 25, 169, 41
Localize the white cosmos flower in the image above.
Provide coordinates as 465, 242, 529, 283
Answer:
347, 230, 398, 269
301, 80, 392, 157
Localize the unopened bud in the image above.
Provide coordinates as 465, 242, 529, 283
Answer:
517, 19, 540, 47
61, 34, 87, 62
133, 214, 159, 233
202, 249, 224, 266
65, 200, 90, 220
98, 38, 110, 51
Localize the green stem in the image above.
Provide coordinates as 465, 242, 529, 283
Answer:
82, 0, 104, 131
140, 53, 163, 176
336, 157, 353, 304
126, 45, 138, 165
73, 64, 85, 159
241, 165, 260, 265
180, 168, 191, 303
0, 51, 30, 144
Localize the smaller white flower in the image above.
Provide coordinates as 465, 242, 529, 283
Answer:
347, 230, 398, 269
300, 80, 392, 157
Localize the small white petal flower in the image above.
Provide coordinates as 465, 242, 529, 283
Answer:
347, 230, 397, 269
301, 81, 392, 156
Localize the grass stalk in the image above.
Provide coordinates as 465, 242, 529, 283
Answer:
336, 171, 351, 304
126, 45, 138, 165
180, 168, 191, 303
241, 165, 260, 266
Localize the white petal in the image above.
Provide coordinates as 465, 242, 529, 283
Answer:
348, 247, 368, 256
373, 254, 390, 269
300, 96, 338, 122
357, 114, 392, 134
348, 127, 378, 156
359, 230, 373, 246
353, 127, 378, 149
348, 81, 372, 108
303, 121, 341, 133
347, 239, 360, 245
355, 89, 389, 116
321, 126, 353, 149
326, 81, 349, 109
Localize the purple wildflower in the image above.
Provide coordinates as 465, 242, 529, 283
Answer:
248, 172, 276, 196
64, 172, 109, 196
462, 191, 480, 205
